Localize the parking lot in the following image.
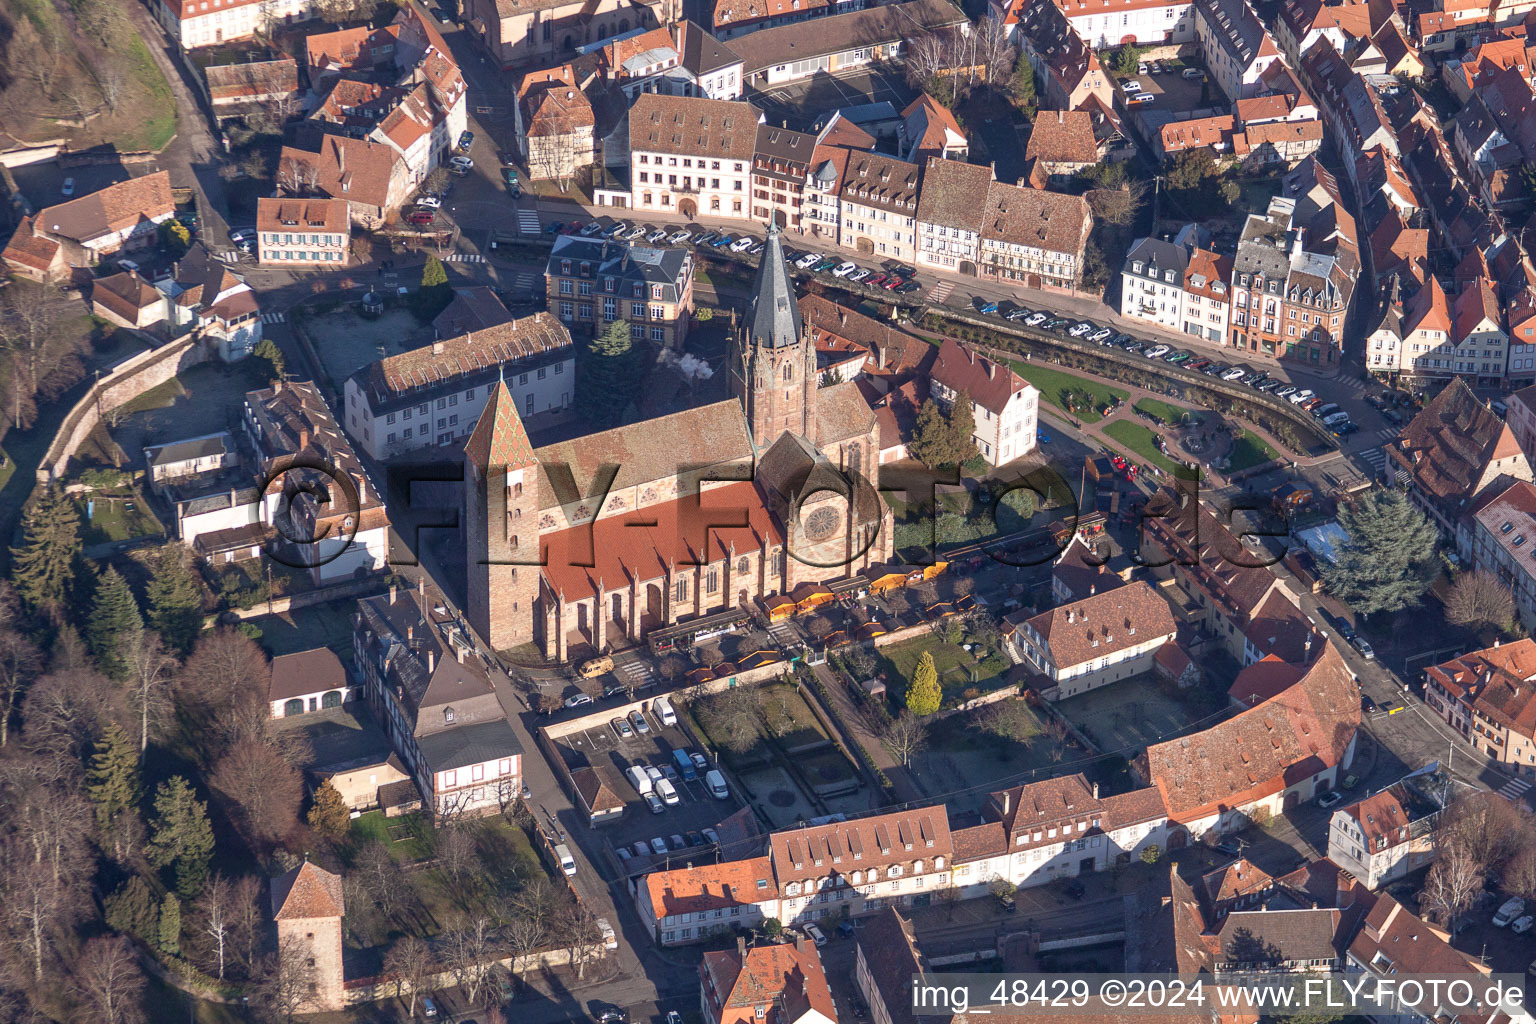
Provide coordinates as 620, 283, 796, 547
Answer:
749, 65, 917, 132
553, 701, 747, 876
1118, 58, 1216, 115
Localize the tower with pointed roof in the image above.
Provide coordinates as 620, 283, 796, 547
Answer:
464, 380, 542, 652
270, 860, 346, 1012
731, 221, 818, 448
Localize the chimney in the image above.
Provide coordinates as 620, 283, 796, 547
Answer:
298, 426, 310, 450
389, 579, 398, 603
737, 936, 748, 958
1089, 584, 1096, 596
272, 378, 284, 394
229, 486, 237, 508
1057, 110, 1064, 124
427, 648, 435, 672
407, 625, 414, 641
418, 576, 425, 596
794, 933, 809, 954
1000, 790, 1010, 816
1091, 781, 1098, 798
455, 644, 464, 664
876, 343, 887, 370
337, 141, 346, 174
433, 339, 444, 355
1337, 870, 1355, 910
1291, 229, 1304, 259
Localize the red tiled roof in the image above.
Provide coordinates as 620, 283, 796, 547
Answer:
770, 807, 952, 886
31, 171, 174, 246
270, 860, 345, 920
1018, 579, 1176, 671
1026, 108, 1098, 165
702, 942, 838, 1024
257, 197, 350, 234
1387, 377, 1530, 513
540, 481, 783, 602
1138, 641, 1360, 823
1, 216, 61, 272
931, 337, 1031, 415
645, 855, 776, 919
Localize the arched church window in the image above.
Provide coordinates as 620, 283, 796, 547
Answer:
783, 361, 793, 381
737, 556, 750, 575
707, 568, 719, 593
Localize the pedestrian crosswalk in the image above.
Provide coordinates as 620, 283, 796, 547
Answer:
1356, 446, 1387, 475
509, 272, 537, 296
261, 311, 286, 324
443, 253, 485, 263
1369, 427, 1396, 442
517, 209, 541, 234
1498, 776, 1532, 801
927, 280, 954, 303
216, 249, 239, 262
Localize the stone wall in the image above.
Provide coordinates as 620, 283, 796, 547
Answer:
38, 332, 211, 484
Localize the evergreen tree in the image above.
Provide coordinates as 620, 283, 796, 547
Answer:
148, 776, 216, 898
578, 318, 644, 428
948, 391, 979, 465
104, 875, 159, 942
158, 893, 181, 955
307, 779, 352, 840
87, 566, 144, 680
415, 255, 453, 319
10, 487, 80, 621
87, 722, 141, 834
146, 545, 204, 656
252, 337, 286, 382
1323, 490, 1439, 616
908, 398, 953, 467
905, 651, 942, 716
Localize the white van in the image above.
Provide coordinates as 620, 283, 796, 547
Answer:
656, 778, 680, 806
555, 844, 577, 877
626, 765, 653, 796
706, 769, 729, 800
654, 695, 677, 727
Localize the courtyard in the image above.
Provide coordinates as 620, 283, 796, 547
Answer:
303, 307, 427, 392
876, 632, 1014, 707
1053, 675, 1226, 756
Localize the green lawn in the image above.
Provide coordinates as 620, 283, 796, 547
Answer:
879, 633, 1011, 702
0, 448, 14, 498
1227, 432, 1279, 472
1103, 420, 1190, 478
120, 35, 176, 152
757, 683, 829, 750
116, 376, 187, 416
887, 489, 1038, 558
76, 493, 165, 546
1008, 361, 1128, 423
1134, 398, 1206, 426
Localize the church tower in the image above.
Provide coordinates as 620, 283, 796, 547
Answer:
731, 220, 817, 447
464, 380, 542, 652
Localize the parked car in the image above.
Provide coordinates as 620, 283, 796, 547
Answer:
813, 256, 841, 272
1318, 790, 1344, 808
663, 229, 688, 244
603, 221, 628, 238
562, 693, 593, 709
1495, 897, 1526, 927
1136, 62, 1149, 74
1123, 340, 1144, 354
690, 752, 708, 771
897, 281, 921, 292
803, 923, 828, 947
1182, 66, 1203, 79
61, 177, 75, 196
795, 252, 822, 268
1275, 385, 1297, 399
1312, 402, 1341, 419
449, 154, 473, 171
1144, 344, 1170, 359
1350, 635, 1376, 660
1089, 327, 1113, 342
1024, 312, 1049, 326
1202, 362, 1225, 375
545, 221, 564, 234
1068, 321, 1094, 337
729, 236, 755, 252
1129, 93, 1155, 104
611, 717, 633, 739
711, 234, 734, 249
406, 210, 435, 225
885, 276, 907, 290
701, 827, 720, 845
629, 710, 650, 734
979, 300, 1000, 315
457, 130, 474, 151
1221, 366, 1247, 380
1124, 79, 1143, 93
1515, 915, 1535, 935
1361, 695, 1376, 713
1289, 389, 1314, 404
847, 267, 871, 282
748, 242, 765, 256
415, 195, 442, 209
866, 273, 889, 288
649, 837, 669, 856
831, 261, 858, 277
579, 220, 606, 236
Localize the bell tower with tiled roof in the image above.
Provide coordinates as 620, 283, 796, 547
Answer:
464, 380, 541, 652
732, 220, 817, 448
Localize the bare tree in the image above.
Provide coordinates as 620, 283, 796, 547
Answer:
1441, 792, 1523, 872
503, 913, 547, 988
0, 626, 41, 748
1504, 840, 1536, 902
124, 632, 176, 753
253, 938, 316, 1023
436, 821, 479, 889
176, 627, 272, 762
276, 155, 321, 195
695, 687, 761, 754
844, 644, 877, 681
1446, 570, 1518, 633
558, 898, 605, 980
72, 935, 145, 1024
882, 711, 928, 768
229, 873, 264, 976
1421, 840, 1486, 935
383, 934, 436, 1018
357, 840, 411, 920
210, 740, 303, 851
443, 916, 496, 1005
804, 615, 832, 642
196, 875, 235, 981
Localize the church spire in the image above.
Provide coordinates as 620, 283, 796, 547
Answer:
743, 220, 799, 349
464, 380, 536, 472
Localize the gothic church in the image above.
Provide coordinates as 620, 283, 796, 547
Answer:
464, 222, 894, 660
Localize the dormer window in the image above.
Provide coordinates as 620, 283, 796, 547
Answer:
444, 706, 455, 723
